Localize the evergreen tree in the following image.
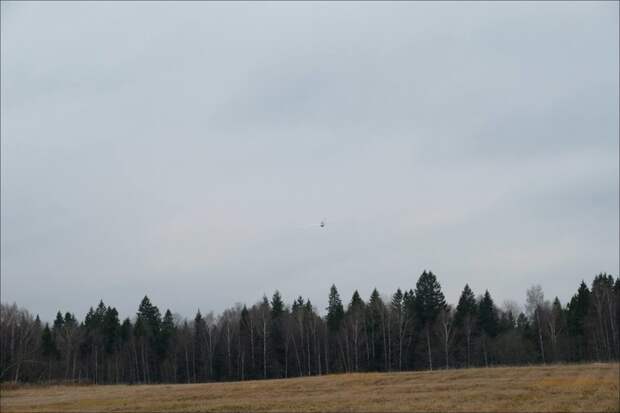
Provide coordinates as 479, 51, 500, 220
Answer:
498, 309, 516, 334
478, 290, 498, 366
120, 318, 132, 343
478, 291, 498, 338
137, 296, 161, 336
567, 281, 590, 360
41, 324, 59, 359
64, 312, 78, 329
271, 291, 285, 319
455, 285, 477, 326
270, 290, 286, 377
349, 290, 364, 313
391, 289, 403, 314
40, 323, 58, 382
157, 309, 176, 382
454, 284, 477, 367
414, 271, 446, 370
194, 310, 207, 382
159, 310, 176, 359
102, 307, 120, 355
367, 289, 386, 371
346, 290, 365, 372
94, 301, 107, 326
548, 297, 565, 361
391, 289, 407, 371
258, 295, 271, 379
53, 311, 64, 332
119, 318, 133, 382
291, 296, 305, 314
326, 285, 344, 333
591, 273, 617, 360
239, 305, 251, 380
403, 289, 416, 322
136, 296, 162, 383
325, 285, 345, 373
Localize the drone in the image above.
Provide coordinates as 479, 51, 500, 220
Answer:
299, 219, 327, 230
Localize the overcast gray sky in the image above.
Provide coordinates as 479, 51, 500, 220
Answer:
1, 1, 618, 321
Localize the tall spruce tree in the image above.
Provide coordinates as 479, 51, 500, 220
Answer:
270, 290, 286, 377
367, 289, 387, 371
136, 296, 161, 383
478, 291, 498, 338
391, 289, 407, 371
347, 290, 365, 372
239, 305, 251, 380
454, 284, 477, 367
326, 285, 344, 333
159, 310, 175, 358
40, 323, 58, 383
102, 307, 120, 355
415, 271, 446, 370
567, 281, 590, 360
326, 285, 345, 373
478, 290, 498, 366
194, 310, 207, 382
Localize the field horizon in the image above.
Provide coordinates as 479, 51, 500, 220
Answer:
2, 362, 619, 412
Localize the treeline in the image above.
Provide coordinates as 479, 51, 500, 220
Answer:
1, 271, 618, 384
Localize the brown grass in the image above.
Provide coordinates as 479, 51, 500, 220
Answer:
1, 363, 618, 412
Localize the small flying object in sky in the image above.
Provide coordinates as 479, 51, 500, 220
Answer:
298, 219, 327, 230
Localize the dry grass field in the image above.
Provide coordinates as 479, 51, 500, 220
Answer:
1, 363, 618, 412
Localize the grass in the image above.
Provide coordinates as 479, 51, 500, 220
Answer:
1, 363, 618, 412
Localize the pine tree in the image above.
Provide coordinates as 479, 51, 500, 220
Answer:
258, 295, 271, 379
160, 310, 175, 358
478, 291, 498, 338
415, 271, 446, 370
158, 309, 176, 382
53, 311, 64, 332
95, 301, 107, 325
120, 318, 132, 341
367, 289, 386, 371
136, 296, 161, 383
271, 291, 285, 319
325, 285, 345, 373
391, 289, 407, 371
239, 305, 251, 380
137, 296, 161, 337
346, 290, 365, 372
326, 285, 344, 333
567, 281, 590, 360
41, 324, 58, 360
547, 297, 565, 361
291, 296, 305, 314
119, 318, 133, 382
102, 307, 120, 355
194, 310, 207, 382
403, 289, 417, 369
270, 290, 286, 377
455, 285, 477, 326
454, 284, 477, 367
40, 324, 58, 382
478, 290, 498, 366
349, 291, 364, 313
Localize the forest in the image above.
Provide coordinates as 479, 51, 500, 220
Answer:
1, 271, 618, 384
